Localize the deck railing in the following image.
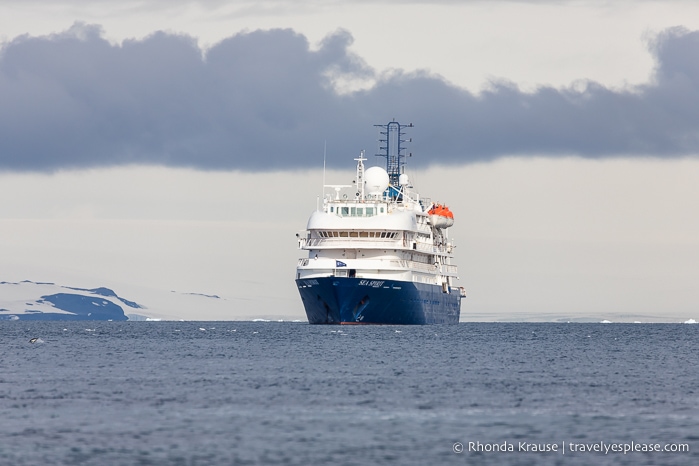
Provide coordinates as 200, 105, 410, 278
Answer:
301, 237, 451, 255
297, 258, 458, 275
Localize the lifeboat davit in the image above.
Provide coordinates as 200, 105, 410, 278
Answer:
428, 204, 454, 229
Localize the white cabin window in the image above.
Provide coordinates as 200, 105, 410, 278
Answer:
366, 207, 374, 216
357, 207, 364, 216
341, 207, 349, 216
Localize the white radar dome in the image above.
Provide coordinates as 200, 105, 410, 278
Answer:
399, 173, 409, 186
364, 166, 390, 196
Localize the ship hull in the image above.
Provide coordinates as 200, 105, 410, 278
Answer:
296, 277, 460, 324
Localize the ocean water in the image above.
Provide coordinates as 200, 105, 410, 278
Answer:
1, 322, 697, 466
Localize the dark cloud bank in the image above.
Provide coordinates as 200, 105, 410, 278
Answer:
1, 23, 698, 171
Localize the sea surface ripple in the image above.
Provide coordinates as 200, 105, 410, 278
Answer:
1, 322, 697, 465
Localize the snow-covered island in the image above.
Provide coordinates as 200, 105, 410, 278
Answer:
0, 281, 140, 321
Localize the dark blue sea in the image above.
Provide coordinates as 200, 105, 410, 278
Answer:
1, 322, 697, 466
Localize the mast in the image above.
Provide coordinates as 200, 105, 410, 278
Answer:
374, 120, 413, 197
354, 150, 367, 200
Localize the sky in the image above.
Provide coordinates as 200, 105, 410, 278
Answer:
1, 0, 699, 321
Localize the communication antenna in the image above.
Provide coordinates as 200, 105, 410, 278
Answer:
321, 140, 327, 207
375, 120, 413, 195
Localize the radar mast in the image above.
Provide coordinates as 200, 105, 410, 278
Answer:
375, 120, 412, 197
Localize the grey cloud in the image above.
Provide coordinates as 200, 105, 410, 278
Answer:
0, 23, 698, 172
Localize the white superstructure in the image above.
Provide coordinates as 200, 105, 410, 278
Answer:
296, 152, 464, 296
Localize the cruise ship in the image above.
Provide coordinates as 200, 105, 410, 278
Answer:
295, 121, 465, 324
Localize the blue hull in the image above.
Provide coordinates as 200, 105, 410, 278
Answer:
296, 277, 460, 324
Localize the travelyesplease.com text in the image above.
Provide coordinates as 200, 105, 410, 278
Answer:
453, 441, 689, 455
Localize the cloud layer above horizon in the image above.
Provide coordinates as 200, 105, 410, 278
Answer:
1, 23, 699, 171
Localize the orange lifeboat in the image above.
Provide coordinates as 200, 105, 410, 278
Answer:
428, 203, 454, 229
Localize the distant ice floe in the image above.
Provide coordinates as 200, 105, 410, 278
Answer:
249, 318, 304, 322
600, 320, 612, 324
145, 318, 162, 321
684, 319, 697, 324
